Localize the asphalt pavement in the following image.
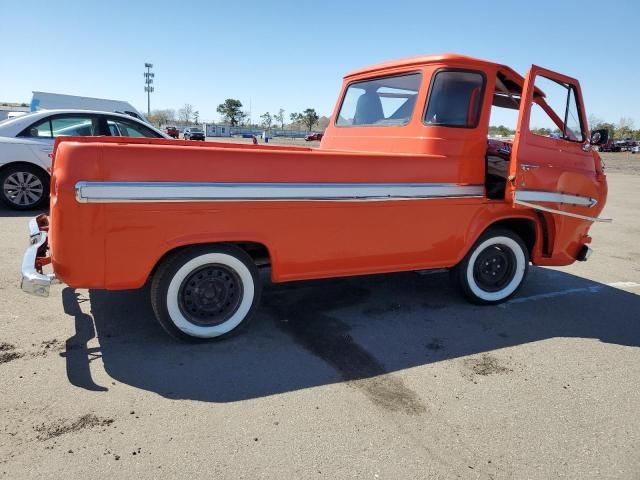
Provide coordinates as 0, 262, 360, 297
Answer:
0, 172, 638, 479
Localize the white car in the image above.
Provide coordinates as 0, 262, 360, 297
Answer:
0, 109, 168, 210
632, 144, 639, 154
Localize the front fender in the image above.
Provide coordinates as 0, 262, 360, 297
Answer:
455, 203, 544, 266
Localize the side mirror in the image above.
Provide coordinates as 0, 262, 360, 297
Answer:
590, 128, 608, 145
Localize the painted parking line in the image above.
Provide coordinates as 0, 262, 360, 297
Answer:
608, 281, 640, 289
502, 281, 640, 306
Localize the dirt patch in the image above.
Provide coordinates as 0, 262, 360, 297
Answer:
0, 342, 15, 351
464, 354, 512, 376
41, 339, 63, 350
0, 343, 23, 364
34, 414, 115, 440
348, 375, 426, 415
31, 338, 65, 357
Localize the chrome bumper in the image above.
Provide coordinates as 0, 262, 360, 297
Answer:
20, 217, 58, 297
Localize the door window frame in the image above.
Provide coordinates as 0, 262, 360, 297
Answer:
528, 75, 585, 143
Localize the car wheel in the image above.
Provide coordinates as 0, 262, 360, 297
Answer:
453, 228, 529, 305
0, 164, 49, 210
150, 244, 262, 341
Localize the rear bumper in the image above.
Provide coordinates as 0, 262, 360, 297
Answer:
20, 216, 58, 297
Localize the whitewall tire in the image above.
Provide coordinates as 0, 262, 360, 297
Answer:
151, 245, 262, 341
454, 228, 529, 305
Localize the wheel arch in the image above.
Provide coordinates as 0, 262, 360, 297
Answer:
460, 213, 545, 266
149, 240, 273, 281
487, 217, 538, 255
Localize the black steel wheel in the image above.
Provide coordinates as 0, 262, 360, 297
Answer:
453, 227, 529, 305
177, 264, 243, 326
472, 244, 517, 293
150, 244, 262, 342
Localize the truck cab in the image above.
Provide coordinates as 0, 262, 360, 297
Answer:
321, 53, 609, 261
20, 54, 610, 341
323, 54, 607, 211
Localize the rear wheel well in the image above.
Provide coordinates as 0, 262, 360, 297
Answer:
485, 218, 537, 256
150, 241, 271, 278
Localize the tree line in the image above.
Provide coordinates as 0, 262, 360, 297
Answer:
148, 99, 326, 131
489, 116, 640, 140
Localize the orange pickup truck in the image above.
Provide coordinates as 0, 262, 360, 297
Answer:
21, 54, 611, 341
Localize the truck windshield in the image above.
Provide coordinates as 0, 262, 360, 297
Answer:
336, 73, 421, 127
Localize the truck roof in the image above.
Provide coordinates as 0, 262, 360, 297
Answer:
345, 53, 523, 83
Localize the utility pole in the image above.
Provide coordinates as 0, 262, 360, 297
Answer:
144, 63, 154, 116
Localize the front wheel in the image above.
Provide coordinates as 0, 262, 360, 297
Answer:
453, 228, 529, 305
150, 245, 262, 341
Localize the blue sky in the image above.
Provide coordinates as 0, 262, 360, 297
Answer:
4, 0, 639, 127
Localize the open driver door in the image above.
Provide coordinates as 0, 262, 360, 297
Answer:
508, 65, 610, 224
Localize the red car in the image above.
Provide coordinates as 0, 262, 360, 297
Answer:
304, 132, 323, 141
164, 126, 179, 139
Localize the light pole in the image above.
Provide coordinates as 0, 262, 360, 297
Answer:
144, 63, 154, 116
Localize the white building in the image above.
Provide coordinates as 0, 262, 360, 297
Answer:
205, 124, 231, 137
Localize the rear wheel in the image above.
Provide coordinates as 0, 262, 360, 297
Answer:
454, 228, 529, 305
150, 244, 262, 341
0, 164, 49, 210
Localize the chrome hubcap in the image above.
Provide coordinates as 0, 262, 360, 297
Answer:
3, 172, 44, 206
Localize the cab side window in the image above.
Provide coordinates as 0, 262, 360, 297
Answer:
424, 70, 485, 128
528, 75, 584, 142
336, 73, 422, 127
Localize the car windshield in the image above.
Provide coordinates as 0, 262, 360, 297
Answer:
336, 73, 422, 127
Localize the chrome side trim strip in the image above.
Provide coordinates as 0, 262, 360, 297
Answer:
514, 199, 612, 223
515, 190, 597, 207
75, 182, 485, 203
